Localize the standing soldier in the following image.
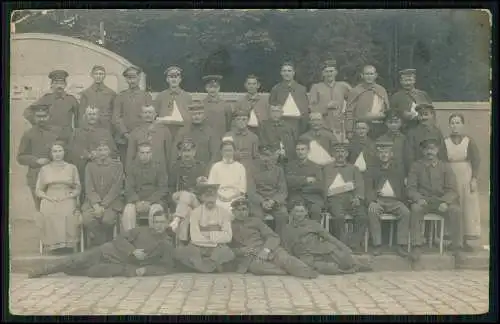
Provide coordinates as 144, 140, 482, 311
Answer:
78, 65, 117, 131
269, 61, 309, 135
17, 104, 67, 211
258, 105, 298, 164
309, 59, 352, 136
346, 65, 390, 140
23, 70, 79, 139
154, 66, 193, 139
201, 75, 233, 140
299, 112, 338, 166
390, 69, 432, 134
112, 66, 153, 164
233, 74, 270, 133
223, 108, 260, 174
126, 105, 172, 174
172, 103, 221, 167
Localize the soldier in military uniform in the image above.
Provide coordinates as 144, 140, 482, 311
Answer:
153, 66, 193, 140
23, 70, 79, 140
269, 61, 309, 135
299, 112, 338, 166
233, 74, 270, 133
68, 106, 118, 200
78, 65, 117, 131
390, 69, 433, 134
172, 103, 221, 167
346, 65, 390, 140
112, 66, 153, 164
202, 75, 233, 140
376, 110, 410, 175
229, 197, 318, 278
323, 141, 367, 251
28, 211, 178, 278
17, 104, 68, 211
126, 105, 172, 173
258, 104, 298, 164
123, 141, 168, 232
285, 138, 325, 222
223, 108, 259, 174
365, 138, 411, 257
248, 145, 290, 235
309, 59, 352, 135
347, 120, 377, 173
81, 141, 124, 248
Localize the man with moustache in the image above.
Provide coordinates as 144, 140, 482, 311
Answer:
201, 75, 233, 141
299, 112, 338, 166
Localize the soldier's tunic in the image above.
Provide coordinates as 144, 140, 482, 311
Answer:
223, 129, 259, 173
153, 88, 192, 139
79, 83, 117, 130
258, 119, 298, 163
347, 136, 377, 173
346, 83, 390, 139
37, 227, 178, 277
229, 216, 318, 278
281, 218, 367, 275
309, 81, 352, 132
269, 80, 310, 134
68, 125, 118, 193
24, 92, 79, 139
17, 125, 66, 211
112, 87, 153, 161
123, 160, 168, 230
299, 128, 338, 166
285, 159, 324, 221
126, 122, 173, 173
248, 161, 289, 235
175, 205, 235, 273
408, 159, 461, 248
364, 161, 411, 247
233, 93, 270, 133
376, 132, 410, 175
390, 88, 432, 133
81, 159, 125, 247
323, 163, 367, 247
173, 123, 221, 167
202, 95, 233, 141
406, 123, 446, 168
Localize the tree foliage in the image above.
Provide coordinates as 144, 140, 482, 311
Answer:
13, 9, 490, 100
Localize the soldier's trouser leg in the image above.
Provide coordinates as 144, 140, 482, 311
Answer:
410, 203, 427, 246
85, 263, 132, 277
389, 201, 411, 246
350, 204, 368, 247
367, 208, 383, 247
209, 244, 236, 266
272, 206, 290, 236
122, 203, 137, 231
174, 244, 217, 273
299, 254, 344, 275
445, 205, 463, 249
43, 246, 105, 276
327, 195, 350, 242
271, 247, 318, 278
248, 259, 288, 276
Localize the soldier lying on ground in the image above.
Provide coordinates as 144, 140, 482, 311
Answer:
28, 210, 178, 278
281, 201, 373, 275
228, 196, 319, 278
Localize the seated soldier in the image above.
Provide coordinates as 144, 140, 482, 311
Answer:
174, 183, 235, 273
285, 138, 325, 222
81, 141, 124, 247
323, 141, 367, 251
248, 145, 290, 235
299, 112, 337, 166
123, 141, 168, 231
408, 136, 462, 258
229, 196, 318, 278
376, 110, 409, 175
365, 138, 411, 258
347, 120, 377, 173
28, 209, 178, 278
168, 138, 207, 238
281, 201, 372, 275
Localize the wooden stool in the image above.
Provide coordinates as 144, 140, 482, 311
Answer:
344, 215, 370, 253
423, 213, 445, 255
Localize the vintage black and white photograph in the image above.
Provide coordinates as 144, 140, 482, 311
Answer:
8, 8, 491, 316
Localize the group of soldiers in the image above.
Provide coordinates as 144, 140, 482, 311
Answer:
19, 59, 466, 279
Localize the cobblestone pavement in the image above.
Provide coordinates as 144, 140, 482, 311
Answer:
9, 270, 489, 316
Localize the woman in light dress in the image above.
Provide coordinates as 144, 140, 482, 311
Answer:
444, 114, 481, 251
35, 141, 81, 255
207, 139, 247, 212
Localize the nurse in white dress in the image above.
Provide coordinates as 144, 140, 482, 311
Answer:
208, 138, 247, 212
